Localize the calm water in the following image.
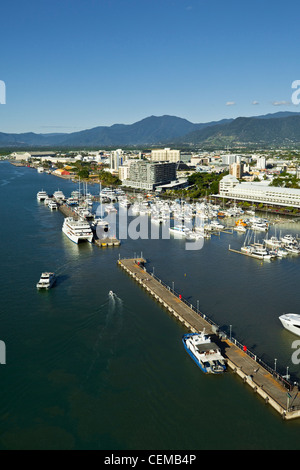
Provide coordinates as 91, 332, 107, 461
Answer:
1, 161, 300, 450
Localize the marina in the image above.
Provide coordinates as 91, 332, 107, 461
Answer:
2, 162, 300, 449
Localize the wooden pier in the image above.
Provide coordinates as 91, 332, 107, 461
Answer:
94, 237, 121, 247
118, 257, 300, 420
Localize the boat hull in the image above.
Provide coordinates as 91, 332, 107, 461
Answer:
279, 314, 300, 337
182, 334, 226, 374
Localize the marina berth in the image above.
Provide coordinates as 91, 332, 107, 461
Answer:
62, 217, 93, 244
36, 272, 56, 289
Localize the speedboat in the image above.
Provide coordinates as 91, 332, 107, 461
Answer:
36, 272, 56, 289
279, 314, 300, 336
182, 330, 226, 374
109, 290, 114, 297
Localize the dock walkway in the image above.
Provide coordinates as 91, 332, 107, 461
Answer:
118, 257, 300, 420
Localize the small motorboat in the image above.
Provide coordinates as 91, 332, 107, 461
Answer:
36, 272, 56, 290
109, 290, 114, 297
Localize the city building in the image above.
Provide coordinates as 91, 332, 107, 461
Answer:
217, 176, 300, 208
230, 162, 244, 179
218, 174, 239, 194
124, 160, 177, 190
151, 148, 180, 163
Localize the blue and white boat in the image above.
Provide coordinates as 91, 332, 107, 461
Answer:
182, 330, 226, 374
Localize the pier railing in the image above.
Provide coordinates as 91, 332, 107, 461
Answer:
146, 267, 295, 392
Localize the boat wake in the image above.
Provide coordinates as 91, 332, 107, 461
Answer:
84, 293, 124, 382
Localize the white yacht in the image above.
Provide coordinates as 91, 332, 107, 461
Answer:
279, 314, 300, 336
169, 225, 190, 237
250, 243, 274, 260
37, 190, 48, 201
264, 236, 282, 249
251, 221, 269, 232
182, 330, 226, 374
62, 217, 93, 244
53, 190, 65, 201
48, 200, 58, 210
281, 234, 298, 245
36, 272, 56, 289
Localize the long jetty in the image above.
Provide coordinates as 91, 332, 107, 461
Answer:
118, 257, 300, 420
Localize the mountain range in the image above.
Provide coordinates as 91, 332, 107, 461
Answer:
2, 112, 300, 148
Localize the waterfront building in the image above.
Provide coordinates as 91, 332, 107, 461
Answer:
151, 148, 180, 163
218, 174, 239, 194
217, 177, 300, 208
124, 160, 177, 190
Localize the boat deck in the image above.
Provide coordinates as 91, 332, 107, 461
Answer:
118, 257, 300, 420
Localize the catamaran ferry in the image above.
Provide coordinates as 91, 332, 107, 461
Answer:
62, 217, 93, 244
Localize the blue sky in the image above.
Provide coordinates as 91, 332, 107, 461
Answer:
1, 0, 300, 133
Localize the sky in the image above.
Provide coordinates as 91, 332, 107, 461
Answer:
1, 0, 300, 133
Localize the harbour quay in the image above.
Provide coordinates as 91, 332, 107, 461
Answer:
118, 257, 300, 420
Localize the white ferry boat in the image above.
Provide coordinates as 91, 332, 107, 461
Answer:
53, 190, 65, 201
279, 314, 300, 336
36, 272, 56, 289
37, 190, 48, 201
182, 331, 226, 374
48, 200, 58, 210
62, 217, 93, 244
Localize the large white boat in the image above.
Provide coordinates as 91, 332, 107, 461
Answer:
169, 225, 190, 237
37, 190, 48, 201
279, 314, 300, 336
62, 217, 93, 244
36, 272, 56, 289
182, 330, 226, 374
48, 200, 58, 210
53, 190, 65, 201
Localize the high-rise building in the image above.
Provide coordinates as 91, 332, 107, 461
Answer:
124, 160, 177, 190
230, 162, 244, 179
111, 149, 124, 170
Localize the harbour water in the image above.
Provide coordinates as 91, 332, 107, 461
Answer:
1, 161, 300, 450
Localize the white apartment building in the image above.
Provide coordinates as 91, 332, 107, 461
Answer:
151, 148, 180, 163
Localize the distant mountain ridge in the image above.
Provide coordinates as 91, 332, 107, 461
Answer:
2, 112, 300, 148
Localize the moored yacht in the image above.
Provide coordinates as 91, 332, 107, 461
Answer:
62, 217, 93, 244
48, 200, 58, 210
53, 190, 65, 201
182, 330, 226, 374
169, 225, 190, 237
37, 190, 48, 201
279, 314, 300, 336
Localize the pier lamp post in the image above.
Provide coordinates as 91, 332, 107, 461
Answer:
172, 281, 174, 294
229, 325, 232, 342
152, 267, 155, 276
197, 300, 199, 315
274, 358, 277, 373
